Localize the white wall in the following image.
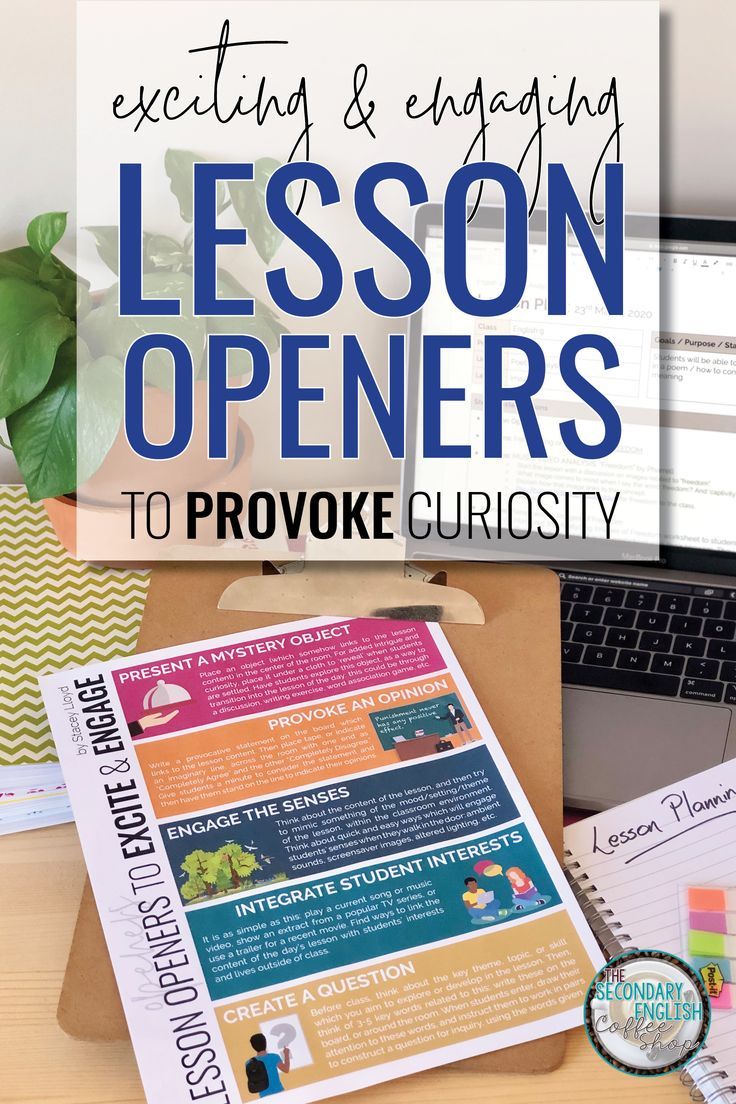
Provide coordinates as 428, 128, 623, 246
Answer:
659, 0, 736, 214
0, 0, 76, 251
1, 0, 733, 248
0, 0, 734, 484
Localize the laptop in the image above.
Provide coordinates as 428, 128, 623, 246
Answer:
405, 206, 736, 810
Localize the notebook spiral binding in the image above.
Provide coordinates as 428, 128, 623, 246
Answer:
682, 1053, 736, 1102
563, 850, 736, 1103
563, 849, 633, 958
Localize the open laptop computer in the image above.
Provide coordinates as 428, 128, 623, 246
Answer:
404, 206, 736, 810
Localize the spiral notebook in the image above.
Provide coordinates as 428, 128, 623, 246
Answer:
564, 759, 736, 1102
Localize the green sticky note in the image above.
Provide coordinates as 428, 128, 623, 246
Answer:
689, 930, 725, 957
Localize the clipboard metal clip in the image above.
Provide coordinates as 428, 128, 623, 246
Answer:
218, 560, 485, 624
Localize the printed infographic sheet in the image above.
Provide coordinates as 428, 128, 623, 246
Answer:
41, 617, 603, 1104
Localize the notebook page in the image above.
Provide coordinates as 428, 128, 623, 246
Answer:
564, 759, 736, 1096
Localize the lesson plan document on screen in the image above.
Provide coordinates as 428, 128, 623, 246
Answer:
41, 617, 602, 1104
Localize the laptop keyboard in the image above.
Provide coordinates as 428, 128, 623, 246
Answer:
558, 572, 736, 704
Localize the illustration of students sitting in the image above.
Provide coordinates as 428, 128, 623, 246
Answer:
505, 866, 547, 905
499, 865, 551, 911
246, 1033, 291, 1097
461, 875, 510, 924
434, 702, 478, 745
463, 863, 551, 923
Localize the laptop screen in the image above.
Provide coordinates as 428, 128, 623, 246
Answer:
660, 239, 736, 555
408, 211, 736, 568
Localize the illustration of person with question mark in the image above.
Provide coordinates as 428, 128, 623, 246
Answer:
246, 1032, 291, 1096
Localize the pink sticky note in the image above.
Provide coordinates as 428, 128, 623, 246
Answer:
690, 910, 728, 934
709, 985, 734, 1011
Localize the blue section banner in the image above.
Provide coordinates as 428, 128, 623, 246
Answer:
186, 821, 560, 998
160, 745, 518, 905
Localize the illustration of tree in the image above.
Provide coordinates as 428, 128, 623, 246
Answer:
181, 873, 207, 902
213, 864, 233, 894
208, 843, 260, 890
180, 849, 217, 901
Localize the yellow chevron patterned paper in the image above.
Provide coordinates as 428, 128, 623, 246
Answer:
0, 485, 150, 765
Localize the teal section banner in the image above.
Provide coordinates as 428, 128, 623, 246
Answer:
187, 822, 560, 998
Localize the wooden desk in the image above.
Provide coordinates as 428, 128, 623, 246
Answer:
0, 822, 685, 1104
394, 733, 445, 760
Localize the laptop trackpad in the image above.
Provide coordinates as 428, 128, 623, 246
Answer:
563, 689, 731, 810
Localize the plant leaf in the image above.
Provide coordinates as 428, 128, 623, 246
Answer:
7, 336, 123, 500
0, 277, 76, 418
145, 233, 189, 270
228, 158, 282, 263
0, 245, 85, 290
77, 355, 124, 486
38, 254, 77, 318
0, 246, 42, 282
165, 149, 226, 224
86, 225, 189, 277
205, 312, 287, 366
81, 271, 206, 389
0, 246, 84, 318
165, 149, 198, 223
86, 226, 120, 275
202, 268, 287, 364
27, 212, 68, 258
6, 338, 77, 500
206, 275, 287, 358
76, 282, 93, 323
0, 246, 83, 320
216, 267, 284, 324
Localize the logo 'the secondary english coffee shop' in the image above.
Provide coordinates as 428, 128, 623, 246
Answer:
585, 951, 710, 1076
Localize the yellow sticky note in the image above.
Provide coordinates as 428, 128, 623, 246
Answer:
689, 930, 725, 958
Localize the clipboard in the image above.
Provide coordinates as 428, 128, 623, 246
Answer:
58, 560, 567, 1075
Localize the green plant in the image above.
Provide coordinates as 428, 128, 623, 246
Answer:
0, 151, 287, 502
179, 842, 264, 902
208, 842, 261, 889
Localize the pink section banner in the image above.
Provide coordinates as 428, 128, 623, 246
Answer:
111, 618, 446, 739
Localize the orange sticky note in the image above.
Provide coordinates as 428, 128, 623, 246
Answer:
688, 887, 727, 912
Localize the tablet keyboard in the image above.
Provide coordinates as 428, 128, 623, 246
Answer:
558, 571, 736, 704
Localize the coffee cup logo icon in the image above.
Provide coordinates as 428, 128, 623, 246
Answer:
585, 951, 709, 1075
